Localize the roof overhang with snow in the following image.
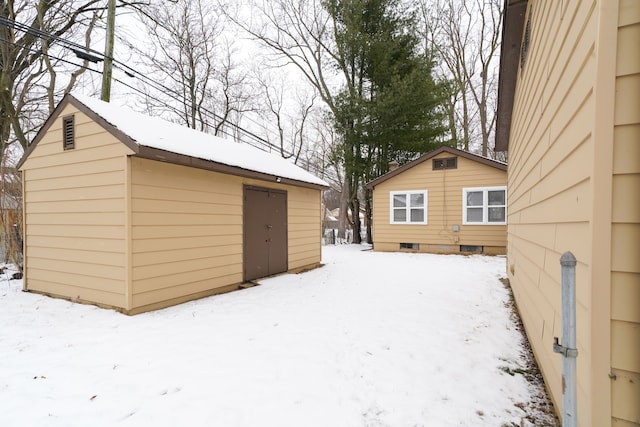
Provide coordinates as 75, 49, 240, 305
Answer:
18, 94, 329, 191
365, 146, 507, 190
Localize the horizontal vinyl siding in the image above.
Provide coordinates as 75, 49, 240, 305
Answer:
243, 178, 322, 272
21, 104, 131, 308
129, 159, 323, 310
611, 1, 640, 424
130, 157, 243, 309
507, 0, 598, 420
372, 153, 506, 253
287, 191, 322, 269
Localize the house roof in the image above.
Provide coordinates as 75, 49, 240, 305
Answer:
18, 94, 329, 190
495, 0, 528, 152
365, 146, 507, 189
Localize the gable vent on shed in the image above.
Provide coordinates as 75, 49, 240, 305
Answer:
62, 115, 75, 150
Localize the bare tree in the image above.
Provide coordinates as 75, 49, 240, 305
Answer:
226, 0, 449, 244
310, 113, 349, 238
213, 43, 257, 137
290, 89, 318, 164
0, 0, 113, 165
225, 0, 376, 242
130, 0, 256, 135
224, 0, 367, 240
0, 160, 22, 269
421, 0, 503, 157
41, 9, 101, 112
256, 69, 319, 162
1, 1, 154, 266
223, 0, 338, 117
0, 0, 102, 268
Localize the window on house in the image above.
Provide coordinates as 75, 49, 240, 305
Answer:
433, 157, 457, 170
62, 115, 75, 150
462, 186, 506, 225
390, 190, 427, 224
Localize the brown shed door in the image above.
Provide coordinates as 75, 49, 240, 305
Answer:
243, 186, 288, 281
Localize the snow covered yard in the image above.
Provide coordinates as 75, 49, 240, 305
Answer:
0, 245, 557, 427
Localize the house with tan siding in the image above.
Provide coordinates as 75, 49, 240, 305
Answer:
366, 146, 507, 255
17, 94, 328, 314
497, 1, 640, 425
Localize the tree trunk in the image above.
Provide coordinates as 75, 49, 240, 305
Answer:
350, 198, 361, 244
365, 187, 373, 244
338, 178, 349, 240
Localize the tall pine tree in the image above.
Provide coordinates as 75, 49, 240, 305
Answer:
326, 0, 450, 243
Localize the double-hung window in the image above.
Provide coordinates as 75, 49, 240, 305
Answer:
390, 190, 427, 224
462, 186, 506, 225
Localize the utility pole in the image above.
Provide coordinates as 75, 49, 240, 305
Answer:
101, 0, 116, 102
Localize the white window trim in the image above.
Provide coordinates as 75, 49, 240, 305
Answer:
389, 190, 428, 224
462, 186, 507, 225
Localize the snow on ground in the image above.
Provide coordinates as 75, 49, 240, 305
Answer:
0, 245, 556, 427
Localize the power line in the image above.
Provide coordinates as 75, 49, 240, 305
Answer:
0, 16, 294, 157
0, 16, 107, 62
1, 32, 280, 153
115, 68, 291, 154
0, 36, 101, 75
110, 75, 264, 145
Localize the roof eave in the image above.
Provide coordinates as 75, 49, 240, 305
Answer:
16, 94, 72, 169
18, 94, 327, 190
495, 0, 528, 152
17, 94, 140, 169
365, 146, 507, 189
134, 146, 329, 191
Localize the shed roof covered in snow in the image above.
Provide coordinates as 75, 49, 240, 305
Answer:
18, 94, 329, 190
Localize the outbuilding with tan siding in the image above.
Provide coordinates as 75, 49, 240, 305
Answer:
17, 94, 328, 314
366, 146, 507, 255
497, 0, 640, 425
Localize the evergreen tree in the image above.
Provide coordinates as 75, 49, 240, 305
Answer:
325, 0, 450, 243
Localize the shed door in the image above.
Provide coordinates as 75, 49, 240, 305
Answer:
243, 186, 288, 281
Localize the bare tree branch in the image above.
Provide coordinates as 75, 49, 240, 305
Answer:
419, 0, 503, 157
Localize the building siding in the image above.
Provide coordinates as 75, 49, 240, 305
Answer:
372, 153, 506, 254
129, 158, 322, 311
285, 187, 322, 270
611, 0, 640, 424
506, 1, 640, 425
20, 104, 132, 308
19, 95, 326, 314
129, 157, 243, 309
507, 0, 598, 422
